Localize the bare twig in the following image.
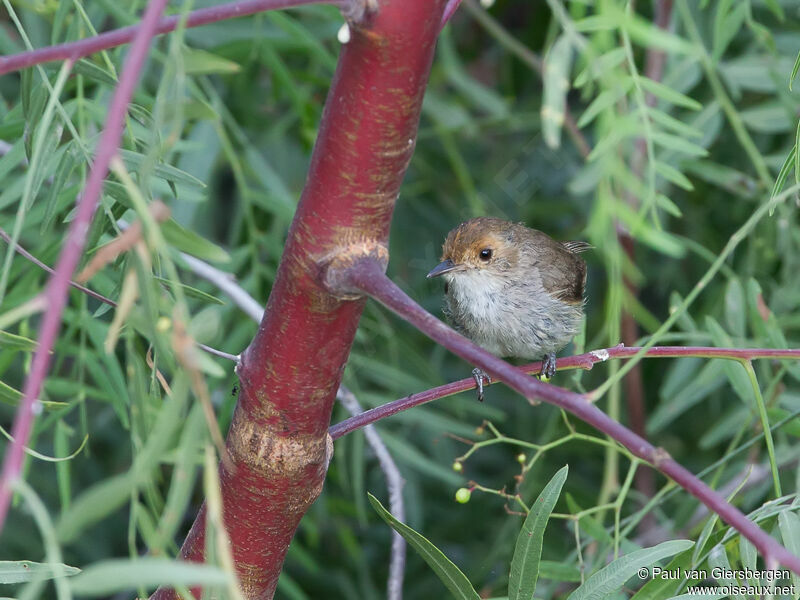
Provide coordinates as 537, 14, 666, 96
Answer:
328, 258, 800, 574
177, 253, 264, 322
0, 0, 171, 532
337, 386, 406, 600
330, 343, 800, 438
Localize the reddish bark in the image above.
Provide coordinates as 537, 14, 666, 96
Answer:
152, 1, 447, 598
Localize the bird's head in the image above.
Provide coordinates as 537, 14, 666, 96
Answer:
426, 217, 518, 281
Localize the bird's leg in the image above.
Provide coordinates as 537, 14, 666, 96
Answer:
471, 367, 492, 402
539, 352, 557, 380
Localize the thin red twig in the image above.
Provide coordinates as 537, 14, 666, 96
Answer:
330, 343, 800, 438
0, 0, 342, 76
0, 0, 170, 532
332, 258, 800, 574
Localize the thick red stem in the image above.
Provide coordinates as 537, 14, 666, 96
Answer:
151, 1, 447, 598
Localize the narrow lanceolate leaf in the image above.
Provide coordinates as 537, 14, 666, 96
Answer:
68, 558, 228, 596
778, 510, 800, 591
0, 329, 37, 351
369, 493, 480, 600
655, 161, 693, 191
567, 540, 694, 600
790, 49, 800, 91
769, 146, 795, 214
0, 560, 80, 583
639, 77, 702, 110
541, 35, 573, 149
794, 119, 800, 185
508, 465, 568, 600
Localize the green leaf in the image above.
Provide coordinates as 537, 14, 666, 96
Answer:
639, 77, 702, 110
118, 150, 206, 188
655, 161, 693, 191
182, 47, 242, 75
0, 380, 22, 405
790, 49, 800, 91
0, 560, 80, 583
616, 9, 697, 55
712, 0, 746, 63
41, 140, 79, 234
68, 558, 228, 596
509, 465, 568, 600
795, 119, 800, 186
573, 15, 617, 32
368, 493, 480, 600
724, 278, 746, 339
763, 0, 785, 21
648, 108, 703, 138
707, 546, 743, 600
704, 317, 752, 403
161, 219, 230, 263
73, 59, 117, 86
649, 360, 726, 433
578, 85, 630, 128
740, 102, 793, 133
739, 536, 756, 572
631, 546, 695, 600
539, 560, 581, 582
541, 35, 573, 149
651, 132, 709, 157
0, 330, 37, 351
567, 540, 694, 600
778, 511, 800, 592
769, 146, 794, 207
574, 48, 626, 88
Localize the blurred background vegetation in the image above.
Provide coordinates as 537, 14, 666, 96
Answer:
2, 0, 800, 598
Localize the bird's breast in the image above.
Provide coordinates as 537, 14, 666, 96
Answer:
443, 270, 582, 359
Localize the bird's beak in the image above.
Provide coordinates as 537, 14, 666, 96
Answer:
427, 259, 458, 279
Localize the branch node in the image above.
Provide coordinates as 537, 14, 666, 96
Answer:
320, 243, 389, 300
651, 446, 672, 467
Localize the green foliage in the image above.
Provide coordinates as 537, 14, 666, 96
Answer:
1, 0, 800, 598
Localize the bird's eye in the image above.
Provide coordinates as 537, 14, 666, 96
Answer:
479, 248, 493, 261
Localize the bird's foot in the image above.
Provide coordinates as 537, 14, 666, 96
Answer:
538, 352, 557, 381
472, 367, 492, 402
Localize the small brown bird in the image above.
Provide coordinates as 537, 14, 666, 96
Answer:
427, 217, 589, 400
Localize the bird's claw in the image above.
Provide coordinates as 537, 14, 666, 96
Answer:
472, 367, 491, 402
539, 352, 557, 381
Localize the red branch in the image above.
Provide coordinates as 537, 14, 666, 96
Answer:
151, 1, 448, 597
332, 258, 800, 574
0, 0, 170, 532
0, 0, 341, 76
329, 343, 800, 439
